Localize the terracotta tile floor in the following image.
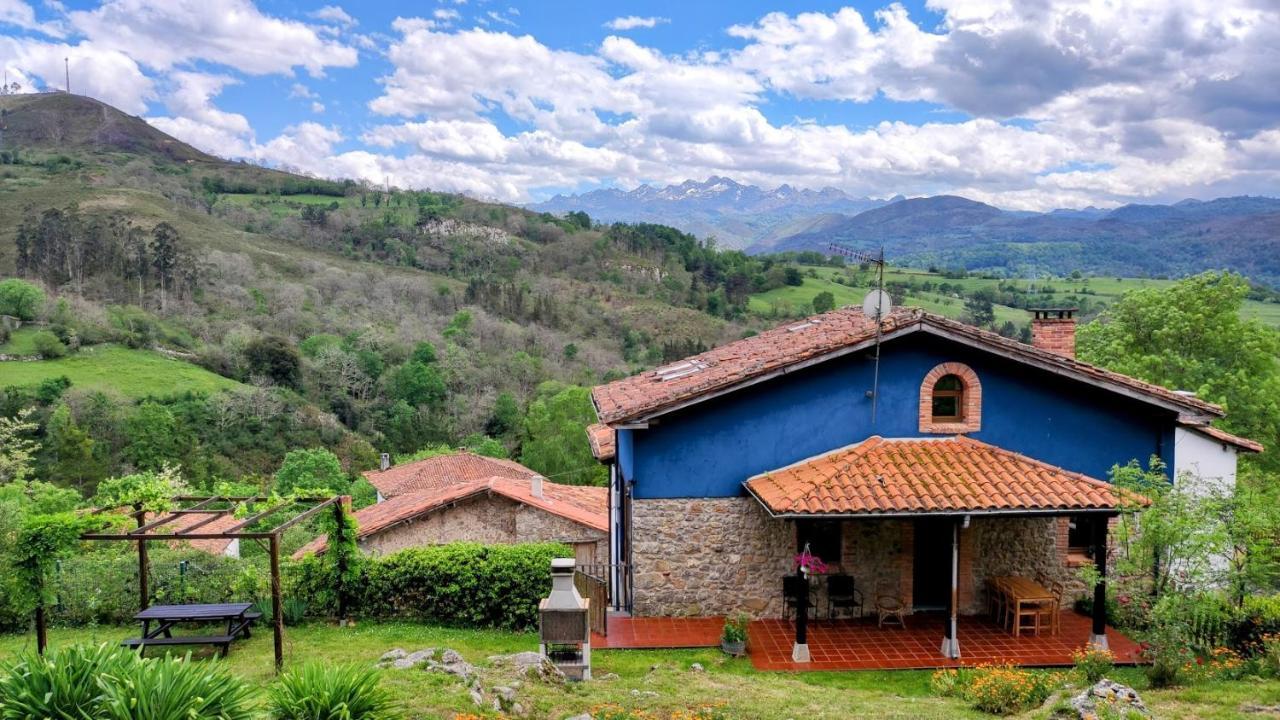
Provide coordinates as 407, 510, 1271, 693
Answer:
748, 611, 1142, 671
593, 611, 1142, 672
592, 615, 725, 649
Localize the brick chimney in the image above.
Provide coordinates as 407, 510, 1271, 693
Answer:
1031, 308, 1076, 358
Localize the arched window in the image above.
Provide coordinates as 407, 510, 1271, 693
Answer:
919, 362, 982, 433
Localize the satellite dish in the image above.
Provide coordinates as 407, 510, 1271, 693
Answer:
862, 289, 892, 320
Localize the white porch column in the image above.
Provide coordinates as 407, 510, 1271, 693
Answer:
939, 516, 963, 659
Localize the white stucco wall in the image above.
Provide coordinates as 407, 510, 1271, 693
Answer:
1173, 427, 1239, 497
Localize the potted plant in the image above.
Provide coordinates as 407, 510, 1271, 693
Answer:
794, 544, 828, 579
721, 612, 750, 656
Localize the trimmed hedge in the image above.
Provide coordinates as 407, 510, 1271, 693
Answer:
296, 542, 569, 630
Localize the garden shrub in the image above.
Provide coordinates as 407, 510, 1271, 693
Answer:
0, 643, 137, 719
295, 542, 568, 629
268, 663, 399, 720
962, 664, 1056, 715
30, 330, 67, 358
49, 547, 269, 626
95, 653, 253, 720
1072, 645, 1115, 683
1142, 620, 1194, 688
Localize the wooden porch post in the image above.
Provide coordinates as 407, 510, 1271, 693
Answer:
269, 532, 284, 672
135, 504, 149, 612
1089, 517, 1109, 649
939, 517, 961, 659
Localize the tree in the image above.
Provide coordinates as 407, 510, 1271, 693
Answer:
783, 267, 804, 286
0, 408, 40, 484
275, 448, 349, 496
245, 335, 303, 389
386, 361, 447, 408
485, 391, 521, 438
123, 401, 181, 471
44, 404, 100, 493
812, 291, 836, 313
94, 464, 191, 514
150, 222, 180, 312
963, 289, 996, 328
0, 279, 44, 320
1077, 271, 1280, 471
520, 382, 606, 486
13, 512, 103, 653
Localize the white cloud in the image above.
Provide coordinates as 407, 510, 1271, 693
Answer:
0, 0, 64, 36
289, 83, 317, 99
0, 36, 154, 111
310, 5, 356, 28
604, 16, 668, 31
311, 101, 325, 113
433, 8, 458, 22
68, 0, 359, 76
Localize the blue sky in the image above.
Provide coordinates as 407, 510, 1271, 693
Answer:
2, 0, 1279, 209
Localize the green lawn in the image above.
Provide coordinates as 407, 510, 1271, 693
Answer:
0, 344, 241, 397
0, 327, 40, 355
1, 624, 1275, 719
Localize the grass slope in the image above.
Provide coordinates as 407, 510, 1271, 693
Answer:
751, 266, 1280, 327
3, 624, 1277, 719
0, 345, 241, 397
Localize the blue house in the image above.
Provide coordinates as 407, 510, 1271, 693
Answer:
588, 306, 1260, 660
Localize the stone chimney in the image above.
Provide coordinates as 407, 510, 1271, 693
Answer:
1031, 308, 1077, 358
379, 453, 390, 471
531, 475, 544, 499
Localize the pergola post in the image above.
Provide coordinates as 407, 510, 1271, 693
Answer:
269, 532, 284, 672
939, 517, 961, 659
135, 504, 149, 611
1089, 517, 1109, 650
334, 496, 350, 621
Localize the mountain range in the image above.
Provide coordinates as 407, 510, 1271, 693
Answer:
537, 179, 1280, 286
530, 177, 895, 249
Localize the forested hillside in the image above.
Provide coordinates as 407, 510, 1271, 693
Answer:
0, 93, 829, 492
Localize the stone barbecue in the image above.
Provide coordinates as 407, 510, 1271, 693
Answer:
538, 558, 591, 681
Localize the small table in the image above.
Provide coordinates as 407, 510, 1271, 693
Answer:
996, 576, 1056, 637
124, 603, 260, 657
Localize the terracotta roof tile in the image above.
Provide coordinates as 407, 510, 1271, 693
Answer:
295, 476, 606, 557
744, 436, 1145, 516
364, 451, 539, 498
143, 512, 240, 556
591, 306, 1222, 425
1178, 420, 1264, 453
586, 423, 616, 462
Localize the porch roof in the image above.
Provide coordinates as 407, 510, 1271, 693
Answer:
744, 436, 1145, 518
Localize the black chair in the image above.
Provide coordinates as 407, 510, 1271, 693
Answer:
783, 575, 816, 621
827, 574, 864, 619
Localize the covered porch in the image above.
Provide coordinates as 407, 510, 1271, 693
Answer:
737, 435, 1145, 664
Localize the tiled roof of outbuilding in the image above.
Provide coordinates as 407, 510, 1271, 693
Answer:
590, 307, 1223, 424
294, 475, 606, 557
364, 451, 539, 498
744, 436, 1145, 517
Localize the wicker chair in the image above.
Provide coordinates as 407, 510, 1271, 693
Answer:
876, 595, 907, 629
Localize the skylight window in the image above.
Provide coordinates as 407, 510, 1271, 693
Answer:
654, 360, 708, 382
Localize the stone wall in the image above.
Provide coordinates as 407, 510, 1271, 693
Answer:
631, 497, 794, 617
359, 493, 605, 559
630, 499, 1080, 618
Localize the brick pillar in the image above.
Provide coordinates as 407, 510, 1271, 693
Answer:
957, 525, 975, 612
900, 522, 914, 612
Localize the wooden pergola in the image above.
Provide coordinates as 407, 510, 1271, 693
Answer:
82, 494, 351, 670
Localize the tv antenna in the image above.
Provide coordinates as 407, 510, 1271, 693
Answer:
828, 244, 889, 423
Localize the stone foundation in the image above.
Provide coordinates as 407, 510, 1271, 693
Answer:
631, 498, 1082, 618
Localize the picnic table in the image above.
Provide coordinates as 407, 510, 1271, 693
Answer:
995, 576, 1056, 637
123, 603, 261, 657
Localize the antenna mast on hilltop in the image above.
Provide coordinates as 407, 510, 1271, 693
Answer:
828, 244, 889, 423
64, 57, 70, 94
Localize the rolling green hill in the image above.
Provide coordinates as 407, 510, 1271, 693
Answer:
0, 344, 242, 398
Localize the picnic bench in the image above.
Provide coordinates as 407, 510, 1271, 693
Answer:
123, 603, 261, 657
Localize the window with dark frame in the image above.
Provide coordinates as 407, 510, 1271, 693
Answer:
931, 374, 965, 422
1068, 515, 1098, 556
796, 520, 842, 564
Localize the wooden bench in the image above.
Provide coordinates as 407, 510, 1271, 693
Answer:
123, 634, 236, 657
